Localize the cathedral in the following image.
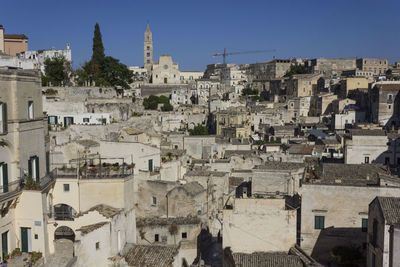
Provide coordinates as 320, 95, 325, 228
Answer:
144, 24, 197, 85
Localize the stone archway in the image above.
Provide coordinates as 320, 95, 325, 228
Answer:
54, 226, 75, 242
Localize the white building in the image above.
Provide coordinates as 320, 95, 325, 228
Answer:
152, 55, 180, 84
332, 109, 366, 130
180, 71, 203, 84
47, 113, 111, 127
0, 44, 72, 73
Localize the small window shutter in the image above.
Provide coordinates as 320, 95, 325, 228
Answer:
35, 156, 40, 182
28, 158, 32, 177
3, 103, 7, 133
3, 164, 8, 193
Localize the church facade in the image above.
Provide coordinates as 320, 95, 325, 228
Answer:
143, 24, 203, 85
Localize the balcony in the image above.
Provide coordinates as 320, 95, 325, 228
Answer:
53, 163, 134, 179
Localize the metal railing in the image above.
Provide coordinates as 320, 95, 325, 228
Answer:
52, 164, 134, 179
53, 211, 74, 221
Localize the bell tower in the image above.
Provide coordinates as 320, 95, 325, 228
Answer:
144, 24, 153, 73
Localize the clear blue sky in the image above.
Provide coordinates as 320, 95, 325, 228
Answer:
1, 0, 399, 71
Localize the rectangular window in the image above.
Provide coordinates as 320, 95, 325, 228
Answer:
48, 116, 58, 125
46, 151, 50, 175
83, 118, 89, 123
0, 163, 8, 193
372, 219, 378, 247
146, 53, 150, 57
28, 101, 34, 120
0, 102, 7, 134
181, 232, 187, 239
314, 216, 325, 230
95, 242, 100, 250
147, 46, 150, 51
372, 253, 376, 267
63, 184, 70, 192
154, 234, 159, 242
388, 104, 392, 110
152, 196, 157, 206
365, 157, 369, 164
362, 218, 368, 232
28, 156, 40, 182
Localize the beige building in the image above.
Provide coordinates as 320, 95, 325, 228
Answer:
304, 58, 356, 77
215, 107, 249, 136
152, 54, 180, 84
367, 197, 400, 267
223, 198, 297, 253
344, 129, 390, 165
144, 24, 153, 73
179, 71, 203, 84
0, 68, 52, 259
300, 163, 400, 265
370, 81, 400, 127
310, 93, 338, 116
338, 77, 369, 98
247, 59, 293, 83
356, 58, 388, 75
286, 74, 321, 97
0, 25, 28, 56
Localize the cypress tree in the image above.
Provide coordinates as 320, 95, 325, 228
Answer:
92, 23, 105, 66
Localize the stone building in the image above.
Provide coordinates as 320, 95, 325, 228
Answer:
287, 96, 311, 120
286, 74, 321, 97
166, 182, 206, 218
367, 197, 400, 267
356, 58, 388, 75
300, 163, 400, 265
0, 68, 53, 259
135, 216, 201, 248
338, 77, 369, 99
223, 197, 297, 253
369, 81, 400, 127
304, 58, 356, 78
144, 24, 153, 73
309, 92, 337, 116
152, 55, 180, 84
179, 71, 204, 84
247, 59, 293, 84
251, 162, 305, 197
344, 129, 392, 165
215, 107, 249, 136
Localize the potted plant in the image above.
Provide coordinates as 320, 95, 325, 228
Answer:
26, 176, 34, 190
11, 248, 21, 257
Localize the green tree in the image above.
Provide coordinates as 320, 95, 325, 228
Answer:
284, 65, 305, 77
42, 56, 69, 86
242, 88, 258, 96
189, 124, 209, 135
143, 95, 160, 110
158, 95, 170, 104
91, 23, 105, 68
75, 68, 89, 86
77, 23, 133, 89
161, 102, 173, 112
102, 56, 133, 89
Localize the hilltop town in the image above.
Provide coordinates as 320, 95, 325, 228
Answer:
0, 22, 399, 267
